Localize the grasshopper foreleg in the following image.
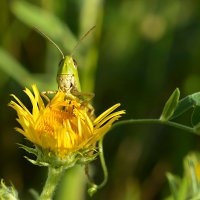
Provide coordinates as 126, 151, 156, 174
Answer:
41, 90, 57, 102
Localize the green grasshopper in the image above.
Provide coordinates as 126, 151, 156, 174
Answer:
35, 27, 95, 103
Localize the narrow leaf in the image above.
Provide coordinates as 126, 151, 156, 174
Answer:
172, 92, 200, 119
166, 173, 180, 199
0, 49, 35, 86
160, 88, 180, 121
11, 1, 77, 52
184, 153, 200, 195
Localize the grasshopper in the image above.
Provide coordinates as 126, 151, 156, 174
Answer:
35, 27, 95, 104
35, 28, 108, 191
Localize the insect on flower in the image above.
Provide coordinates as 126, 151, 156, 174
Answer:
8, 26, 125, 198
9, 85, 125, 160
9, 27, 125, 163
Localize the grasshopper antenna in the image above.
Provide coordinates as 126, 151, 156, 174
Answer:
71, 25, 96, 56
34, 27, 65, 59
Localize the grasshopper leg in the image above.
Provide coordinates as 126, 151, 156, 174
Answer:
72, 90, 95, 102
41, 90, 57, 102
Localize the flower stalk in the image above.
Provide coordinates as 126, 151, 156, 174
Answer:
39, 167, 64, 200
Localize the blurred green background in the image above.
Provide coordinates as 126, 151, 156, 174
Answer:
1, 0, 200, 199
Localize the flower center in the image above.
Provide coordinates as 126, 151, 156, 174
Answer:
36, 109, 68, 135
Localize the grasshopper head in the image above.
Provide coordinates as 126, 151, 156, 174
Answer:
57, 56, 81, 93
57, 56, 78, 76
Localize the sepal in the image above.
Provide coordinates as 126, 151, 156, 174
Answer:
166, 152, 200, 199
18, 143, 37, 156
19, 143, 99, 169
77, 148, 99, 164
0, 180, 19, 200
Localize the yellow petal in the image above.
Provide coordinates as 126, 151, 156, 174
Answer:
93, 103, 121, 125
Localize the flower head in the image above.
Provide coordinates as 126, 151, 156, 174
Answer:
9, 85, 125, 161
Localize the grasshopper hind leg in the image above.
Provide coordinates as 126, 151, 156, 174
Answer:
72, 89, 95, 102
72, 90, 95, 118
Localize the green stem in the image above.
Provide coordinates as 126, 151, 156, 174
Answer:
98, 138, 108, 189
112, 119, 196, 134
39, 167, 64, 200
87, 138, 108, 196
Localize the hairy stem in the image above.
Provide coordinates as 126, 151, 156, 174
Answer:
39, 167, 64, 200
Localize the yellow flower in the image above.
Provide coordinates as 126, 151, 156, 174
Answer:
9, 84, 125, 159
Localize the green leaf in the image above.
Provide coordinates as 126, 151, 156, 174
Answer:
166, 153, 200, 200
184, 153, 200, 195
29, 189, 39, 200
11, 1, 77, 52
176, 177, 189, 200
191, 106, 200, 127
0, 180, 19, 200
166, 173, 181, 199
172, 92, 200, 119
0, 48, 35, 86
160, 88, 180, 121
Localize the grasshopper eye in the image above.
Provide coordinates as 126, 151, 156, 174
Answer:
73, 59, 77, 68
59, 59, 64, 67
